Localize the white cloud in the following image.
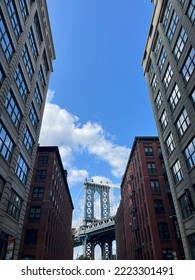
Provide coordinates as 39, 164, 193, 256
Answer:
39, 89, 130, 186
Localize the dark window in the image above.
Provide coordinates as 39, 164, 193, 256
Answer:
150, 180, 161, 194
29, 206, 41, 220
35, 170, 46, 180
7, 189, 22, 220
29, 103, 38, 129
155, 91, 163, 111
190, 88, 195, 107
38, 66, 46, 89
158, 223, 170, 240
188, 233, 195, 260
24, 229, 38, 245
162, 1, 172, 28
179, 191, 194, 219
147, 162, 157, 174
144, 147, 153, 157
163, 64, 173, 89
160, 110, 168, 130
22, 44, 34, 80
154, 199, 165, 215
0, 177, 5, 201
32, 187, 44, 199
28, 27, 38, 60
42, 50, 49, 74
34, 83, 42, 109
34, 12, 43, 44
38, 155, 48, 164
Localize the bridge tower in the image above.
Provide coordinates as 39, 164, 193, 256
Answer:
82, 180, 114, 259
84, 180, 110, 225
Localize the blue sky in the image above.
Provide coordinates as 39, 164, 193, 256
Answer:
39, 0, 157, 247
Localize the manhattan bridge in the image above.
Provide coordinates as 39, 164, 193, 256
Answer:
73, 180, 119, 260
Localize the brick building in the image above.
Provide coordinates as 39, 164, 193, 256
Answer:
19, 146, 74, 260
116, 137, 183, 259
0, 0, 55, 259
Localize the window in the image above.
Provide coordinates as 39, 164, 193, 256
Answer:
42, 50, 49, 74
0, 12, 14, 60
0, 122, 14, 162
188, 233, 195, 260
22, 45, 34, 80
179, 191, 194, 219
163, 64, 173, 89
184, 138, 195, 170
34, 83, 42, 109
14, 66, 28, 102
35, 170, 46, 180
5, 0, 21, 38
160, 110, 168, 130
19, 0, 28, 20
187, 0, 195, 23
154, 199, 165, 215
0, 64, 5, 87
174, 27, 188, 61
162, 249, 175, 260
147, 162, 157, 174
144, 147, 153, 156
38, 66, 46, 88
15, 154, 28, 184
178, 0, 186, 6
23, 127, 34, 153
151, 74, 158, 93
162, 1, 172, 28
166, 133, 175, 155
24, 229, 38, 245
29, 206, 41, 220
190, 88, 195, 107
172, 159, 183, 184
6, 190, 22, 220
0, 177, 5, 201
154, 33, 162, 57
166, 11, 179, 42
182, 48, 195, 83
38, 155, 48, 164
5, 91, 22, 128
176, 108, 190, 137
28, 27, 38, 60
168, 84, 181, 111
158, 47, 167, 72
151, 180, 161, 194
158, 223, 170, 240
32, 187, 44, 199
148, 60, 154, 80
29, 103, 38, 129
155, 91, 163, 111
34, 12, 43, 44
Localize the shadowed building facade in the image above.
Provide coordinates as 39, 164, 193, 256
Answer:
19, 146, 74, 260
142, 0, 195, 259
0, 0, 55, 259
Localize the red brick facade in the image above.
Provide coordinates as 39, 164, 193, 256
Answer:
18, 146, 74, 259
115, 137, 184, 259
